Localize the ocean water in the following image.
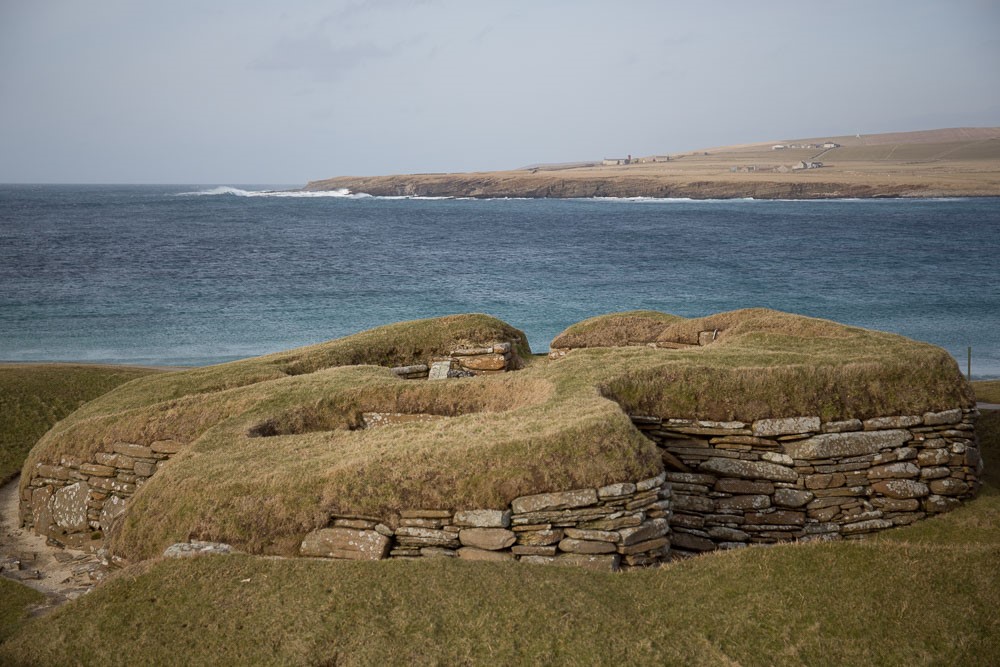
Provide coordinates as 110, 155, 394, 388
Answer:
1, 184, 998, 378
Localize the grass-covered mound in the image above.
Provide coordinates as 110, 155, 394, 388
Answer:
0, 364, 160, 484
3, 410, 997, 665
19, 310, 973, 563
552, 308, 974, 421
550, 310, 685, 349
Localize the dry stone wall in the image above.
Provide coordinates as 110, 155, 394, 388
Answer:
20, 440, 181, 551
392, 342, 517, 380
630, 408, 981, 555
298, 472, 672, 571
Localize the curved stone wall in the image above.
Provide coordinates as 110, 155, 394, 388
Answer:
631, 408, 981, 555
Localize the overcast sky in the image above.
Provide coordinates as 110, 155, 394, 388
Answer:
1, 0, 998, 184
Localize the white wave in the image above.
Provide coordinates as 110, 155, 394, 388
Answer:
177, 186, 371, 198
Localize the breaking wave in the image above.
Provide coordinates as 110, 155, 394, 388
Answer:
176, 187, 467, 200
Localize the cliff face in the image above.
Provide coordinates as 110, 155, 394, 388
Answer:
303, 173, 931, 199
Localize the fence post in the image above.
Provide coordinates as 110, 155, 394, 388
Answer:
967, 346, 972, 381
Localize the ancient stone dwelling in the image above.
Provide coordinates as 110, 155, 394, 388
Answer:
19, 310, 982, 571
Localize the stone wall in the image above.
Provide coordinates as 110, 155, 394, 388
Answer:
392, 342, 517, 380
298, 472, 671, 571
20, 440, 181, 551
630, 408, 981, 555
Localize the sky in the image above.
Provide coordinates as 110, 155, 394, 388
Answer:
1, 0, 998, 184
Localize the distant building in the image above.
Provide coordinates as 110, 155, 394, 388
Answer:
772, 145, 787, 150
602, 154, 632, 166
822, 142, 840, 148
792, 161, 824, 171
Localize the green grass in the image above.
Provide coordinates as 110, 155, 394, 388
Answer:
2, 408, 997, 664
0, 364, 160, 484
973, 380, 1000, 404
0, 580, 44, 645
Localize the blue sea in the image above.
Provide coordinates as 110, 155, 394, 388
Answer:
1, 184, 998, 378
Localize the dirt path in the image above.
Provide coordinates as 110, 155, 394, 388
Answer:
0, 476, 108, 610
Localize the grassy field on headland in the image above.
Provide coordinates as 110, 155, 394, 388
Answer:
305, 127, 1000, 199
0, 363, 997, 664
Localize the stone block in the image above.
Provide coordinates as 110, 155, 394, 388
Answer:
707, 526, 749, 542
672, 494, 715, 513
716, 495, 771, 511
715, 479, 774, 495
457, 547, 513, 562
558, 538, 617, 554
761, 452, 794, 466
35, 464, 71, 480
512, 545, 558, 556
785, 430, 911, 460
300, 528, 390, 560
514, 528, 564, 546
617, 518, 670, 546
133, 461, 157, 477
112, 442, 154, 459
871, 498, 920, 512
580, 514, 643, 530
923, 495, 961, 513
773, 489, 813, 508
150, 440, 182, 454
743, 510, 805, 526
698, 457, 797, 482
453, 509, 511, 528
871, 479, 930, 499
917, 449, 951, 466
822, 419, 863, 433
928, 478, 969, 496
863, 415, 922, 430
618, 536, 670, 555
459, 528, 516, 550
636, 471, 667, 492
752, 416, 820, 437
164, 541, 235, 558
428, 360, 452, 380
511, 488, 598, 514
457, 354, 507, 371
670, 531, 716, 552
99, 495, 127, 533
867, 462, 920, 479
564, 528, 619, 543
919, 466, 951, 480
79, 463, 116, 477
51, 482, 89, 532
923, 409, 962, 426
395, 527, 460, 548
841, 519, 894, 535
597, 482, 636, 498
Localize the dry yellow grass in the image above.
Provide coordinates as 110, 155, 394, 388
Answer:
20, 310, 972, 563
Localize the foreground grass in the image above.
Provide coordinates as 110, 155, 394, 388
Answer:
0, 364, 160, 484
2, 412, 997, 665
0, 580, 44, 645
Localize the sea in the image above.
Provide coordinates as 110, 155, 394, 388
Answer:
1, 184, 998, 378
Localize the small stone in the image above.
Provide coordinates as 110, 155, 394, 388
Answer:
564, 528, 619, 543
871, 498, 920, 511
923, 495, 961, 513
707, 526, 749, 542
917, 449, 951, 466
618, 536, 669, 555
919, 466, 951, 480
751, 416, 820, 437
805, 473, 846, 489
112, 442, 154, 459
511, 488, 598, 514
150, 440, 182, 454
672, 494, 715, 513
841, 519, 894, 535
79, 463, 116, 477
670, 532, 716, 552
618, 518, 670, 546
742, 510, 805, 526
715, 479, 774, 495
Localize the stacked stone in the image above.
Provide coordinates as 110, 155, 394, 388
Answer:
390, 364, 430, 380
21, 440, 181, 550
631, 408, 980, 556
390, 342, 517, 380
299, 472, 672, 571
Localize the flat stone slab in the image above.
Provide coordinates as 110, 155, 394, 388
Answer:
511, 488, 598, 514
752, 416, 820, 437
784, 429, 911, 460
300, 527, 390, 560
698, 457, 797, 483
164, 541, 236, 558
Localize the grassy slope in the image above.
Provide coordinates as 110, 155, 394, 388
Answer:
0, 364, 160, 484
974, 380, 1000, 403
1, 409, 996, 665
